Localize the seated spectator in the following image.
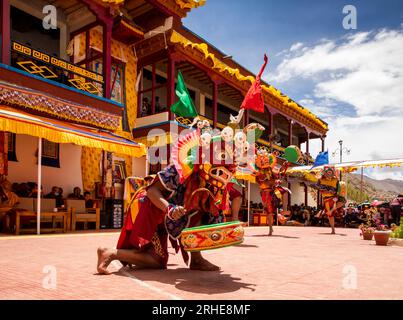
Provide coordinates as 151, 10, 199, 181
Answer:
45, 186, 59, 199
57, 188, 64, 208
45, 186, 63, 208
84, 191, 94, 209
0, 179, 19, 232
28, 183, 42, 198
68, 187, 84, 200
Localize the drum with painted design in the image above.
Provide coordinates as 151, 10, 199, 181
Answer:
180, 221, 244, 252
284, 145, 302, 164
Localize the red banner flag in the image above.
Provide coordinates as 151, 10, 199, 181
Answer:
240, 54, 268, 113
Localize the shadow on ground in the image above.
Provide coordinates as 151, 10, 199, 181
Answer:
235, 244, 259, 248
114, 267, 256, 294
249, 234, 300, 239
317, 233, 347, 236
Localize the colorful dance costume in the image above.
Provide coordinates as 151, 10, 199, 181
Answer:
315, 166, 346, 217
255, 149, 291, 221
117, 121, 263, 267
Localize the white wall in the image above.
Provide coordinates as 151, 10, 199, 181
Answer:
249, 183, 262, 204
8, 134, 83, 195
289, 181, 316, 207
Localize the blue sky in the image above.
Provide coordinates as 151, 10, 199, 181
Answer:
184, 0, 403, 181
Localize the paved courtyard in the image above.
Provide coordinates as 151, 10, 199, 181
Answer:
0, 226, 402, 300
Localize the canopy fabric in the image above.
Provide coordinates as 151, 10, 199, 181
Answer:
287, 158, 403, 173
0, 106, 146, 157
133, 132, 174, 148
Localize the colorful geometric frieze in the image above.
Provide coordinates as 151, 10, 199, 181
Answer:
0, 82, 120, 130
68, 78, 101, 95
17, 61, 57, 79
12, 42, 103, 83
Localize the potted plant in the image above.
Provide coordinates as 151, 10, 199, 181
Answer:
373, 223, 391, 246
359, 223, 375, 240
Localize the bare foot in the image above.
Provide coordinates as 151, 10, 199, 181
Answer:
190, 257, 220, 271
268, 227, 273, 236
97, 247, 116, 275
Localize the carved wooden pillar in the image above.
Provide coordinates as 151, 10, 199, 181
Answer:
304, 184, 308, 206
102, 21, 112, 99
288, 120, 293, 147
167, 54, 176, 121
1, 0, 10, 65
212, 80, 218, 128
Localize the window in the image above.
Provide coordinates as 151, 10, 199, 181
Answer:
138, 60, 168, 117
91, 59, 125, 104
40, 140, 60, 168
7, 133, 17, 162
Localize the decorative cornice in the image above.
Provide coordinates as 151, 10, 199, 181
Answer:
0, 82, 120, 130
168, 31, 328, 134
151, 0, 205, 18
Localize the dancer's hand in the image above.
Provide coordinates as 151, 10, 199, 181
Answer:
170, 206, 187, 220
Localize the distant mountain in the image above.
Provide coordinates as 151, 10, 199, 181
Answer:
346, 174, 403, 202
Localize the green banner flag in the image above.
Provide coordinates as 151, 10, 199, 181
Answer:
170, 71, 198, 118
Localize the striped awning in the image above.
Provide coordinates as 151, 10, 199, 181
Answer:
0, 106, 146, 157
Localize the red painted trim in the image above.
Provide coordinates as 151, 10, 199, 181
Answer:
167, 55, 176, 121
75, 53, 102, 67
110, 64, 119, 96
137, 69, 143, 117
103, 22, 112, 99
1, 0, 10, 65
288, 120, 293, 146
151, 63, 156, 114
212, 80, 218, 128
139, 84, 165, 94
304, 184, 308, 206
85, 30, 90, 69
266, 107, 273, 135
288, 182, 292, 208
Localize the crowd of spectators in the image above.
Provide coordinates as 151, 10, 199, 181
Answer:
286, 199, 402, 228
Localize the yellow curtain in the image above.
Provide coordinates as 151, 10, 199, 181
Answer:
89, 28, 138, 131
81, 147, 102, 192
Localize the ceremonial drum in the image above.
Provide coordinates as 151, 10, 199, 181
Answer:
180, 221, 244, 252
284, 145, 302, 164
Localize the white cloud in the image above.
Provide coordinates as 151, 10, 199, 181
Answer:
275, 29, 403, 181
290, 42, 304, 51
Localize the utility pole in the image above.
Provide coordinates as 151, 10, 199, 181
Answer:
332, 140, 350, 181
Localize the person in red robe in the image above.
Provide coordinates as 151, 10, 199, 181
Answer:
254, 149, 291, 235
97, 128, 246, 274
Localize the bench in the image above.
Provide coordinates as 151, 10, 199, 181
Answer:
66, 200, 100, 231
12, 198, 68, 235
15, 210, 68, 235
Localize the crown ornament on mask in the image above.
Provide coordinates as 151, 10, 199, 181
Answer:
172, 108, 265, 186
170, 70, 267, 185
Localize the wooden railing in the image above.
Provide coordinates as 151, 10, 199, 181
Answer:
11, 41, 104, 96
